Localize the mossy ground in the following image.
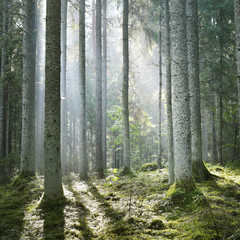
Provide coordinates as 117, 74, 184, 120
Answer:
0, 163, 239, 239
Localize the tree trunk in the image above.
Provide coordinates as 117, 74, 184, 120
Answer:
102, 0, 107, 170
171, 0, 194, 187
186, 0, 211, 180
218, 7, 224, 165
210, 102, 218, 163
44, 0, 63, 199
201, 107, 208, 162
20, 0, 36, 176
35, 0, 45, 174
158, 5, 162, 169
95, 0, 103, 178
122, 0, 130, 171
0, 0, 8, 159
61, 0, 67, 176
164, 0, 174, 184
234, 0, 240, 123
79, 0, 88, 180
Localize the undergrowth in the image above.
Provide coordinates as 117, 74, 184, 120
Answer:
0, 163, 239, 239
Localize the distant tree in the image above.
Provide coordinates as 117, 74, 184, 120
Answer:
234, 0, 240, 122
164, 0, 174, 184
122, 0, 130, 171
44, 0, 63, 199
171, 0, 194, 186
20, 0, 36, 176
102, 0, 107, 170
79, 0, 88, 180
95, 0, 104, 178
158, 2, 163, 169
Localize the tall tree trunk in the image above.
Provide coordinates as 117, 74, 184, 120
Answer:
164, 0, 174, 184
218, 7, 224, 165
102, 0, 107, 170
61, 0, 67, 176
44, 0, 63, 199
186, 0, 211, 180
95, 0, 103, 178
122, 0, 130, 171
20, 0, 36, 176
79, 0, 88, 180
171, 0, 194, 187
234, 0, 240, 124
35, 0, 45, 174
158, 5, 163, 170
0, 0, 8, 159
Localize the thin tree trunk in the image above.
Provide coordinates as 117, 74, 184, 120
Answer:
158, 5, 163, 169
122, 0, 130, 171
164, 0, 174, 184
210, 103, 218, 163
218, 7, 224, 165
102, 0, 107, 170
44, 0, 63, 200
79, 0, 88, 180
95, 0, 103, 178
61, 0, 67, 176
234, 0, 240, 123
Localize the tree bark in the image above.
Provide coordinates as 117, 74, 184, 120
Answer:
171, 0, 193, 186
44, 0, 63, 199
61, 0, 67, 176
0, 0, 8, 159
20, 0, 36, 176
164, 0, 174, 184
234, 0, 240, 124
186, 0, 211, 180
102, 0, 107, 170
79, 0, 88, 180
158, 5, 162, 170
95, 0, 103, 178
122, 0, 130, 171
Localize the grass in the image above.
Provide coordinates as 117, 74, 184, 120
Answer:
0, 163, 239, 239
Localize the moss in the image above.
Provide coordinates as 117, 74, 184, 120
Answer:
147, 218, 165, 230
141, 162, 158, 172
119, 167, 136, 177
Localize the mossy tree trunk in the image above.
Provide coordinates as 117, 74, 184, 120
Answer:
44, 0, 63, 199
171, 0, 194, 186
20, 0, 36, 176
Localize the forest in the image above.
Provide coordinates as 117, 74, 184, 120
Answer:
0, 0, 240, 239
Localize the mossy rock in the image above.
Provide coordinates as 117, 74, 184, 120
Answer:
141, 162, 158, 172
148, 218, 165, 230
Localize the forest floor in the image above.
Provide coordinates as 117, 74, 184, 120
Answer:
0, 162, 240, 240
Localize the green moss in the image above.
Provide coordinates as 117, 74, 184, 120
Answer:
141, 162, 158, 172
